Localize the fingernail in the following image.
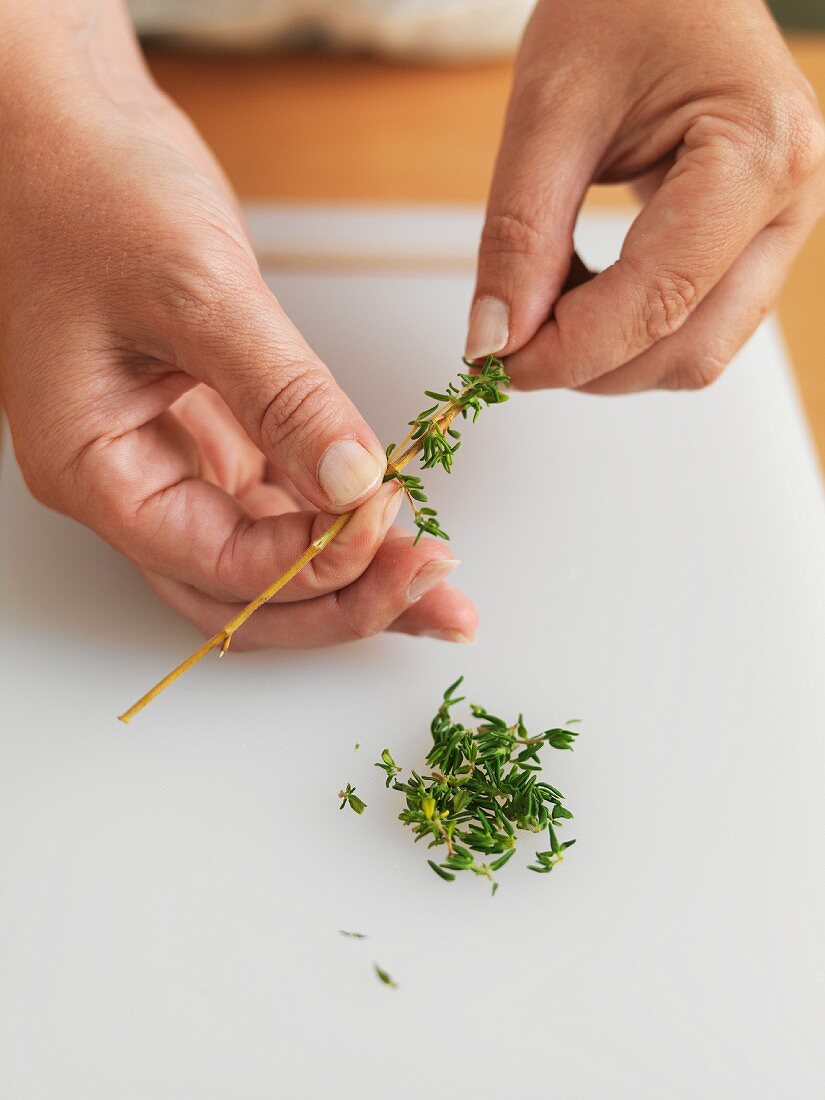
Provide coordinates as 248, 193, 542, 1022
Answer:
465, 297, 509, 361
379, 483, 403, 538
419, 628, 475, 644
407, 558, 459, 602
317, 440, 384, 506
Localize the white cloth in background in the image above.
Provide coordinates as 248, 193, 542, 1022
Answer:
127, 0, 533, 59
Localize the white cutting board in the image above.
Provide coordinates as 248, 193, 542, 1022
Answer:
1, 210, 824, 1099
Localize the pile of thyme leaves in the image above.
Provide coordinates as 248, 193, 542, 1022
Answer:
383, 355, 510, 545
378, 677, 578, 895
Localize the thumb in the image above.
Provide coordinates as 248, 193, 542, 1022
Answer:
175, 273, 387, 513
465, 72, 604, 361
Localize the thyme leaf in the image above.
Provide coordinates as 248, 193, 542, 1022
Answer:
375, 748, 401, 788
339, 784, 367, 814
373, 964, 398, 989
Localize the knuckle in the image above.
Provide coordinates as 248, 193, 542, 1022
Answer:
480, 211, 549, 260
554, 355, 593, 391
257, 365, 337, 453
754, 93, 825, 186
705, 91, 825, 187
301, 521, 373, 593
115, 487, 159, 548
786, 103, 825, 185
6, 416, 69, 512
336, 588, 384, 642
19, 436, 91, 517
18, 458, 58, 509
664, 353, 726, 392
640, 270, 698, 344
344, 525, 378, 562
347, 609, 382, 642
316, 537, 371, 591
154, 248, 243, 333
212, 516, 251, 597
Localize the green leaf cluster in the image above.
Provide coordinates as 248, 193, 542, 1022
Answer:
381, 677, 578, 894
384, 356, 509, 545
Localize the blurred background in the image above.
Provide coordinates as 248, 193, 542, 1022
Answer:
131, 0, 825, 469
773, 0, 825, 28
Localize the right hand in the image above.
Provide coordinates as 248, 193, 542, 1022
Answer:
0, 2, 477, 648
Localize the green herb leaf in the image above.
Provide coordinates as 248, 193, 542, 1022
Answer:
428, 860, 456, 882
338, 784, 366, 814
374, 964, 398, 989
375, 748, 401, 788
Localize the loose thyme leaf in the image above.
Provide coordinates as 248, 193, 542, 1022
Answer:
375, 748, 401, 788
374, 964, 398, 989
338, 784, 366, 814
339, 930, 368, 939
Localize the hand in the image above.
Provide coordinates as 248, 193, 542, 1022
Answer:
466, 0, 825, 392
0, 2, 477, 647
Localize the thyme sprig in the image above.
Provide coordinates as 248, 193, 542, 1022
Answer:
383, 678, 577, 894
119, 356, 509, 722
384, 358, 509, 545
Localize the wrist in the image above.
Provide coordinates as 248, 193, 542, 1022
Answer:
0, 2, 162, 206
0, 1, 157, 120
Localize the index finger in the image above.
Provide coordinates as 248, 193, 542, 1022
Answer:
505, 110, 808, 391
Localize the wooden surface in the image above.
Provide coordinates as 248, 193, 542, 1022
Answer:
147, 38, 825, 470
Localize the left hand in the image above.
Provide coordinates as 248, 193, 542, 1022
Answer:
0, 2, 477, 651
466, 0, 825, 393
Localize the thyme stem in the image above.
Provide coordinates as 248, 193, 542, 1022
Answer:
119, 512, 350, 722
119, 358, 507, 723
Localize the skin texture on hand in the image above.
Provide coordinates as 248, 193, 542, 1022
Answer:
467, 0, 825, 393
0, 0, 477, 649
